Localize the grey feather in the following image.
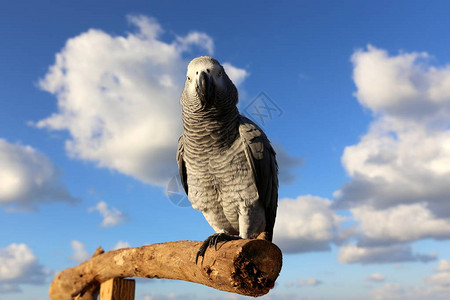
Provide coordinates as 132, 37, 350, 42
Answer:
177, 56, 278, 241
177, 136, 188, 195
239, 115, 278, 241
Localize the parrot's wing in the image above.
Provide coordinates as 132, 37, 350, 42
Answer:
238, 115, 278, 241
177, 136, 188, 195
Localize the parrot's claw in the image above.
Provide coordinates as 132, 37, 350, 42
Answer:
195, 233, 241, 264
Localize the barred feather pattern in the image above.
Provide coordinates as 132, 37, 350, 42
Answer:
177, 57, 278, 240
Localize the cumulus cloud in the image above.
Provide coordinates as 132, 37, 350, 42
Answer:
273, 195, 343, 253
424, 271, 450, 288
112, 241, 131, 250
351, 203, 450, 245
334, 45, 450, 215
297, 278, 322, 287
331, 46, 450, 260
370, 283, 416, 300
422, 259, 450, 297
0, 139, 78, 211
37, 15, 248, 187
0, 244, 49, 293
89, 201, 126, 227
352, 45, 450, 121
425, 260, 450, 286
338, 244, 436, 264
175, 31, 214, 55
222, 62, 249, 86
334, 120, 450, 215
436, 259, 450, 272
371, 260, 450, 299
367, 273, 386, 282
69, 240, 90, 262
371, 282, 448, 300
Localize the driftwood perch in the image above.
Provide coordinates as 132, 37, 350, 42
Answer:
49, 239, 282, 300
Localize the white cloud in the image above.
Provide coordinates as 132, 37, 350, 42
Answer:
222, 62, 249, 86
89, 201, 126, 227
37, 15, 248, 187
370, 260, 450, 299
0, 244, 49, 293
425, 271, 450, 288
297, 278, 322, 287
334, 46, 450, 214
370, 283, 416, 300
351, 203, 450, 244
112, 241, 131, 250
0, 139, 78, 211
334, 119, 450, 215
367, 273, 386, 282
436, 259, 450, 272
69, 240, 90, 262
351, 45, 450, 121
332, 46, 450, 260
273, 195, 343, 253
338, 244, 436, 264
352, 46, 426, 118
424, 259, 450, 289
176, 31, 214, 55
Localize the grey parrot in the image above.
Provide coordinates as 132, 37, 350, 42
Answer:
177, 56, 278, 262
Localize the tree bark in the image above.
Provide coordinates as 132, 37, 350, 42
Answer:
49, 239, 282, 300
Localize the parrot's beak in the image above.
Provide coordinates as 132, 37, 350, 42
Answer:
196, 71, 215, 110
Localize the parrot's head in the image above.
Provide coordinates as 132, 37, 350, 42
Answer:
181, 56, 238, 113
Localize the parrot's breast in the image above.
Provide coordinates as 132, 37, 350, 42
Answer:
183, 135, 259, 234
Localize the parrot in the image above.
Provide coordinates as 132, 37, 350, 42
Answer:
176, 56, 278, 263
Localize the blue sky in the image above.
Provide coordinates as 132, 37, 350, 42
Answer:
2, 1, 450, 299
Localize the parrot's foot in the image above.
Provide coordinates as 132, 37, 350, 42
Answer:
196, 233, 241, 264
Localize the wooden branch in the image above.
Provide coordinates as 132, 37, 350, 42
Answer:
72, 246, 104, 300
49, 239, 282, 300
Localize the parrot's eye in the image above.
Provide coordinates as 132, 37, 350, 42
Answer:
218, 70, 222, 77
187, 76, 191, 82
